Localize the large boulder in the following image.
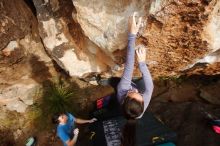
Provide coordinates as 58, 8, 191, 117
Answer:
29, 0, 220, 78
73, 0, 152, 53
32, 0, 114, 77
1, 0, 220, 112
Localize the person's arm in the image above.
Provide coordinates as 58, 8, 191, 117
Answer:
136, 48, 154, 118
65, 128, 79, 146
117, 12, 142, 104
139, 62, 154, 112
75, 118, 97, 124
117, 34, 136, 103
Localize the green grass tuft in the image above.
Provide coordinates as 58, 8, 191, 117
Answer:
44, 82, 74, 114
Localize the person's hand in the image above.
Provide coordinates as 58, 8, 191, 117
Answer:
73, 128, 79, 135
136, 46, 146, 63
89, 118, 97, 123
128, 12, 142, 35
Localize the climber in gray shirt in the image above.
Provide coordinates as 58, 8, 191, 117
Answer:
117, 12, 154, 146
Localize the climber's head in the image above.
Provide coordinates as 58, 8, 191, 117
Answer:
52, 113, 68, 124
122, 90, 144, 119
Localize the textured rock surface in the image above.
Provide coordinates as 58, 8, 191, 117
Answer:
0, 82, 40, 113
73, 0, 151, 53
0, 34, 55, 113
1, 0, 220, 112
1, 1, 220, 145
33, 0, 114, 77
0, 0, 37, 50
200, 81, 220, 105
138, 0, 220, 77
29, 0, 220, 78
0, 0, 56, 112
185, 0, 220, 75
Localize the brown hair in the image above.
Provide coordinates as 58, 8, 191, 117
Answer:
121, 95, 144, 146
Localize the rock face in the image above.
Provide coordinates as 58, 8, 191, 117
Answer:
144, 0, 210, 76
0, 83, 39, 113
1, 0, 220, 112
73, 0, 152, 53
0, 0, 35, 50
32, 0, 114, 77
30, 0, 220, 78
200, 80, 220, 105
0, 0, 56, 112
0, 34, 54, 113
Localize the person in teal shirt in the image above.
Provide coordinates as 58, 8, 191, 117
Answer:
52, 113, 97, 146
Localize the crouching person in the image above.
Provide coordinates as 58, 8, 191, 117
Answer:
52, 113, 97, 146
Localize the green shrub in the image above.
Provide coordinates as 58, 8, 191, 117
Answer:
43, 82, 74, 114
28, 78, 79, 130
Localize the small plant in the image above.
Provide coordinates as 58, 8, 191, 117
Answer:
44, 83, 73, 114
28, 78, 78, 130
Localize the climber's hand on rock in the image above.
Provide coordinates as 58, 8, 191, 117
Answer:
136, 46, 146, 63
128, 12, 142, 35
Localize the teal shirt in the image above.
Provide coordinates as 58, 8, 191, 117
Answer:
57, 113, 75, 146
